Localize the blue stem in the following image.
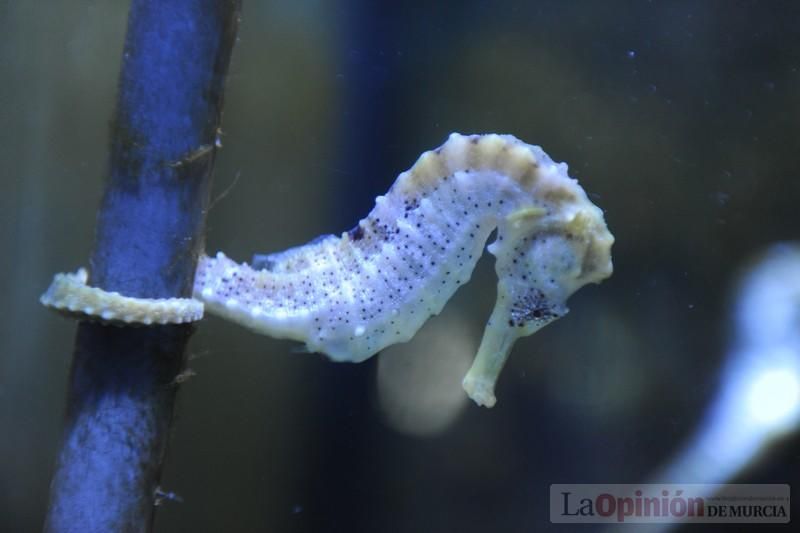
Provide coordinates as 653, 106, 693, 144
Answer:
44, 1, 240, 531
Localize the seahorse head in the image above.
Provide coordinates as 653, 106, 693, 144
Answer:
464, 193, 613, 406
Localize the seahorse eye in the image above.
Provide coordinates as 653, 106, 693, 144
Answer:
509, 287, 564, 328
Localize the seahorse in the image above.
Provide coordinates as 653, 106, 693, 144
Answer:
41, 133, 614, 407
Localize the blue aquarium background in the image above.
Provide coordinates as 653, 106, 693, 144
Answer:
2, 0, 799, 531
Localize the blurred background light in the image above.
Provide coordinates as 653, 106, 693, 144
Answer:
746, 364, 800, 428
635, 244, 800, 531
377, 311, 474, 437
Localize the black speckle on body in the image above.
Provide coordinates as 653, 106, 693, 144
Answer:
348, 224, 364, 241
